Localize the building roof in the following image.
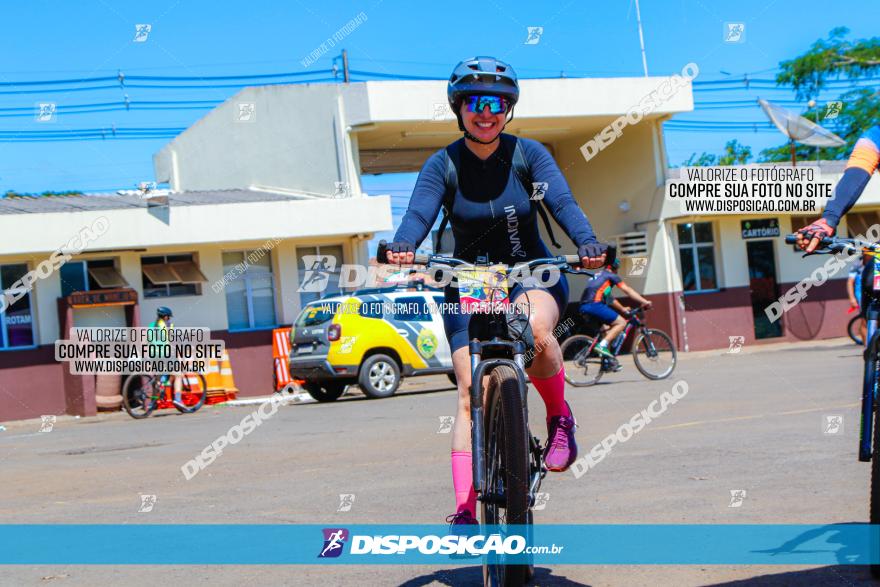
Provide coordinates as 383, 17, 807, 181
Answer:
0, 189, 302, 215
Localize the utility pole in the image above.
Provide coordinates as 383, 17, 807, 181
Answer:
342, 49, 350, 83
634, 0, 649, 77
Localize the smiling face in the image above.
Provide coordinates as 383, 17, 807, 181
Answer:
460, 97, 507, 143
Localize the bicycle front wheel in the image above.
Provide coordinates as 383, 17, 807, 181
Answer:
175, 373, 208, 413
560, 335, 605, 387
482, 365, 530, 587
122, 375, 158, 419
632, 329, 677, 380
849, 314, 864, 345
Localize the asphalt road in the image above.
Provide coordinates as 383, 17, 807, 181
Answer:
1, 337, 877, 586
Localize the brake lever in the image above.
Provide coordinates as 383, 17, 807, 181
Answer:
800, 245, 848, 258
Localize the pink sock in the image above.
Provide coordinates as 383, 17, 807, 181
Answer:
531, 367, 568, 418
451, 450, 477, 516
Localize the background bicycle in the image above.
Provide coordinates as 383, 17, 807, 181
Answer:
560, 308, 676, 386
121, 372, 208, 419
848, 308, 865, 345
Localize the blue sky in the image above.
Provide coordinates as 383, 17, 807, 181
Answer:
1, 0, 877, 197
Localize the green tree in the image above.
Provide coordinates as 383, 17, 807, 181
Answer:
681, 152, 717, 167
760, 28, 880, 162
3, 190, 84, 198
682, 140, 752, 166
777, 27, 880, 100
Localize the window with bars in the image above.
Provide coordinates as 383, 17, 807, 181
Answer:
0, 263, 35, 349
222, 250, 277, 331
677, 222, 718, 293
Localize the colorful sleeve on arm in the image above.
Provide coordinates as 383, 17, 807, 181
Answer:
520, 138, 597, 246
391, 150, 447, 247
847, 127, 880, 174
823, 126, 880, 228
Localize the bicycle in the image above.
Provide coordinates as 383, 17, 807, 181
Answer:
378, 241, 585, 586
559, 308, 676, 387
121, 372, 208, 419
849, 308, 865, 345
785, 233, 880, 578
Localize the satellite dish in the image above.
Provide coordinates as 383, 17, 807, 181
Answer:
758, 98, 845, 165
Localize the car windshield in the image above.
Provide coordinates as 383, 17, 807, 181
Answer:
295, 302, 341, 327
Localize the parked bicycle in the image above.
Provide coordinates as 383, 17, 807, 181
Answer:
379, 243, 585, 585
559, 308, 676, 386
786, 233, 880, 578
121, 372, 208, 419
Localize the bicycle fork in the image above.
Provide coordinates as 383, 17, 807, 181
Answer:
469, 341, 537, 503
860, 312, 879, 462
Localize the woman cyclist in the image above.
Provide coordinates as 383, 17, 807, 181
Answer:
380, 56, 608, 526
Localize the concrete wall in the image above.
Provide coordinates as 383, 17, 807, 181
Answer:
154, 84, 356, 196
551, 121, 667, 302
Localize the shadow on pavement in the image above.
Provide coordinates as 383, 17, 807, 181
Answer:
397, 566, 589, 586
707, 565, 873, 585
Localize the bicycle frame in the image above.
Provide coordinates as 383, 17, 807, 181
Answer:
860, 294, 880, 461
585, 311, 643, 358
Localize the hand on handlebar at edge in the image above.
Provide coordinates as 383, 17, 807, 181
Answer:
378, 241, 415, 265
795, 218, 835, 253
578, 242, 609, 270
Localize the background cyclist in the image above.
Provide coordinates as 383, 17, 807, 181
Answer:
795, 126, 880, 346
796, 125, 880, 251
149, 306, 185, 409
381, 56, 608, 527
578, 245, 653, 360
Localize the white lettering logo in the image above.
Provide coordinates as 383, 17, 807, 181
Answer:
504, 205, 527, 258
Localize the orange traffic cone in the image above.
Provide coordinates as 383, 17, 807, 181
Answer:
219, 350, 238, 396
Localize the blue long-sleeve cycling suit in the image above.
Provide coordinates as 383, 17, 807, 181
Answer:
392, 133, 599, 352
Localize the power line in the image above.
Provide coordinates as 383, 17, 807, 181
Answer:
0, 70, 335, 87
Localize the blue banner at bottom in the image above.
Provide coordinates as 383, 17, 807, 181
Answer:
1, 524, 879, 565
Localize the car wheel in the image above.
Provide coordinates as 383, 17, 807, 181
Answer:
359, 354, 401, 399
302, 382, 346, 402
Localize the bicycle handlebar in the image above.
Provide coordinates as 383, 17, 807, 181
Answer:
784, 233, 880, 254
376, 239, 588, 275
784, 234, 833, 247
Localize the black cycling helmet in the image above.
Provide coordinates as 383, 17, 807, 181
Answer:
156, 306, 173, 318
605, 244, 620, 270
447, 56, 519, 136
